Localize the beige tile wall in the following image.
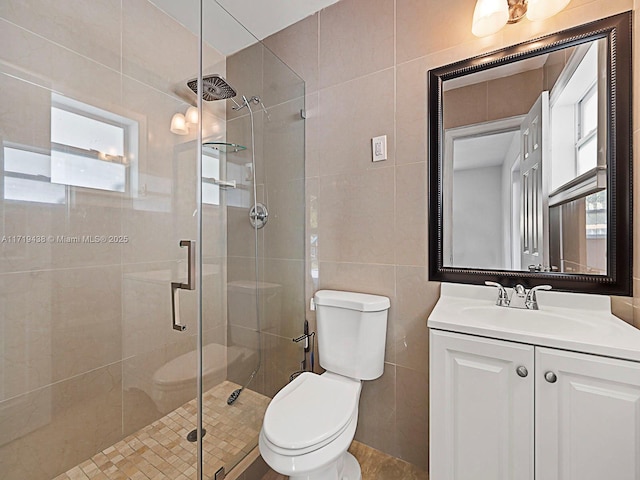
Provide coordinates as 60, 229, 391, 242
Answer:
263, 0, 638, 471
443, 68, 544, 129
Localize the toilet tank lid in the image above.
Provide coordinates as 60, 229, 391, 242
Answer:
314, 290, 390, 312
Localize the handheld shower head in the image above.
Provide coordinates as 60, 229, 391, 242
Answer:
187, 74, 237, 101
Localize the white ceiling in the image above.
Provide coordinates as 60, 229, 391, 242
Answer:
216, 0, 337, 41
453, 130, 519, 171
151, 0, 338, 55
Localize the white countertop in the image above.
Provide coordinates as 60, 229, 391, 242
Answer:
428, 283, 640, 362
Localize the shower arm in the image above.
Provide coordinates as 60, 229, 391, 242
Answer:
231, 95, 270, 120
230, 97, 244, 110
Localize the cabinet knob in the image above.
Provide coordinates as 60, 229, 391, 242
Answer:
516, 366, 528, 377
544, 371, 557, 383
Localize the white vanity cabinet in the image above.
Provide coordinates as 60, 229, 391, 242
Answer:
430, 330, 534, 480
535, 347, 640, 480
430, 329, 640, 480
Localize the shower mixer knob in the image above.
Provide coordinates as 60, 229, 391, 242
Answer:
249, 203, 269, 229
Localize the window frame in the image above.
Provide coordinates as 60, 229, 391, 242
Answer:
50, 94, 138, 195
575, 83, 598, 176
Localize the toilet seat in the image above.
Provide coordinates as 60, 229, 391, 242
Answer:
262, 372, 361, 455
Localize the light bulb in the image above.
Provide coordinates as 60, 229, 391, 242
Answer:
472, 0, 509, 37
185, 106, 199, 124
170, 113, 188, 135
526, 0, 571, 21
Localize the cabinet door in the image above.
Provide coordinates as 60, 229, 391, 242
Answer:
430, 330, 534, 480
536, 347, 640, 480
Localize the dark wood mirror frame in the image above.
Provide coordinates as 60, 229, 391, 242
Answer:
428, 12, 632, 295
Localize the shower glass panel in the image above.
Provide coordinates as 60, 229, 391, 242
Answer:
203, 3, 307, 475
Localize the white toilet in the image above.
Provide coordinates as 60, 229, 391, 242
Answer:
259, 290, 390, 480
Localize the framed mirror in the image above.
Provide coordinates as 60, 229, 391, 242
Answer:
428, 12, 632, 295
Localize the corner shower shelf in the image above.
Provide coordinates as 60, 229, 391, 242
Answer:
203, 142, 246, 153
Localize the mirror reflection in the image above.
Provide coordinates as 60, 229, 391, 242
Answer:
442, 38, 607, 275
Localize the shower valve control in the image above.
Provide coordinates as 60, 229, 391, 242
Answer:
372, 135, 387, 162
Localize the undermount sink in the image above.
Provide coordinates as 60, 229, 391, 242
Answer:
428, 283, 640, 362
459, 305, 600, 336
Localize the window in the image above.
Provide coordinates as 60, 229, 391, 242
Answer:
547, 42, 607, 274
585, 190, 607, 238
549, 190, 607, 275
3, 146, 66, 204
202, 151, 220, 206
201, 145, 251, 208
2, 95, 138, 204
576, 84, 598, 176
549, 41, 600, 192
50, 99, 132, 193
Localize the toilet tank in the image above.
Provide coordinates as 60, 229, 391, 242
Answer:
314, 290, 390, 380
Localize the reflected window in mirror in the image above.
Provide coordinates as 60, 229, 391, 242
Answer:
577, 84, 598, 175
549, 190, 607, 275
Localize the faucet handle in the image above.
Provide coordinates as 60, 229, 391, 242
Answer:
525, 285, 552, 310
530, 284, 552, 291
485, 281, 510, 306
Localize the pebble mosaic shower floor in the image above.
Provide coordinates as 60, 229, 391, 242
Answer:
53, 381, 270, 480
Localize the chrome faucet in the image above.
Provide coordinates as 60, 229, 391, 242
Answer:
509, 284, 528, 309
484, 281, 552, 310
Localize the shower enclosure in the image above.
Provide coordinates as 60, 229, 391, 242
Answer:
0, 1, 305, 479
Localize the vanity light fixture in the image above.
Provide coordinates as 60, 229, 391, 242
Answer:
185, 105, 199, 125
170, 105, 200, 135
170, 112, 189, 135
472, 0, 570, 37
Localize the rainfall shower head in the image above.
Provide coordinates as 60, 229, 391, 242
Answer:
187, 74, 237, 101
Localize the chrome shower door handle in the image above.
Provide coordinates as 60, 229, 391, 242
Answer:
171, 240, 196, 332
171, 282, 187, 331
181, 239, 196, 291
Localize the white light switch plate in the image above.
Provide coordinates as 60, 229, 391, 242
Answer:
372, 135, 387, 162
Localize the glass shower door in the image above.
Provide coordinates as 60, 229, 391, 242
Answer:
0, 1, 212, 479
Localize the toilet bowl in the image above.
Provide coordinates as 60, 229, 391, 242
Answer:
259, 290, 390, 480
259, 372, 362, 479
